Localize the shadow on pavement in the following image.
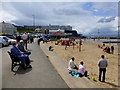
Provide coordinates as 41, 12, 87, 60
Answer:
14, 66, 32, 75
104, 81, 118, 87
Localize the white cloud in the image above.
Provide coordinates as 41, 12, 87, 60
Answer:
2, 0, 119, 2
0, 10, 17, 23
98, 16, 115, 23
0, 2, 118, 36
91, 2, 118, 16
88, 16, 118, 36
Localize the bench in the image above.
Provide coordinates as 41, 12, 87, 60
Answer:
7, 51, 26, 72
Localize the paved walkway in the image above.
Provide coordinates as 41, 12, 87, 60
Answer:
0, 47, 2, 89
40, 41, 100, 88
2, 40, 68, 88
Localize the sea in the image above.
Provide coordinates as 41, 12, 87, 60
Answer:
84, 39, 119, 46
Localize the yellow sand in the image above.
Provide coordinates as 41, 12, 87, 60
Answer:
45, 40, 118, 88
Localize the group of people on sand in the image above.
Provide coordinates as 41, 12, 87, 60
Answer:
68, 55, 108, 82
64, 39, 82, 50
98, 43, 114, 54
68, 57, 88, 77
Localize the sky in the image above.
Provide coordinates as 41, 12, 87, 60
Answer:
0, 1, 118, 36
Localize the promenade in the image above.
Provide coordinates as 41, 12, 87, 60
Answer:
2, 40, 68, 88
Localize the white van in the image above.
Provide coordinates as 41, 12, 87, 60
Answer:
0, 36, 9, 47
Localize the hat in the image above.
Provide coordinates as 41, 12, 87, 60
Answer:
11, 41, 17, 45
20, 40, 24, 43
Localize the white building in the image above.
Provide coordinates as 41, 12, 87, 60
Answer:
0, 21, 17, 34
49, 25, 72, 30
35, 28, 41, 32
49, 29, 65, 34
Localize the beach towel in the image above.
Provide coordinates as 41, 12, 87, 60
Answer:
69, 71, 80, 78
69, 71, 91, 79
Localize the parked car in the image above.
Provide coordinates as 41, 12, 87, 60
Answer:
0, 34, 16, 39
34, 34, 41, 38
0, 36, 9, 47
6, 37, 17, 45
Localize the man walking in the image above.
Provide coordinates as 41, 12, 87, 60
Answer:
98, 55, 108, 82
21, 33, 28, 50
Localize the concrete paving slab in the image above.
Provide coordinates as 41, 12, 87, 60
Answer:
2, 41, 68, 88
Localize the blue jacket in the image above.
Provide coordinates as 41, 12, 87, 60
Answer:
10, 46, 21, 56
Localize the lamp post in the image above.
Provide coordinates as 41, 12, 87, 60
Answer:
98, 29, 100, 40
89, 33, 91, 39
118, 26, 120, 39
32, 15, 35, 30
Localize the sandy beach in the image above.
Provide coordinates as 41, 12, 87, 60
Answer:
44, 40, 118, 88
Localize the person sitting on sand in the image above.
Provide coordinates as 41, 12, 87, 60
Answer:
103, 46, 110, 54
68, 57, 78, 71
101, 43, 105, 48
103, 43, 105, 47
98, 44, 105, 49
49, 46, 54, 51
103, 47, 107, 52
78, 61, 88, 77
98, 44, 101, 48
107, 47, 110, 53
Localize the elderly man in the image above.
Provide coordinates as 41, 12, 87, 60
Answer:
10, 41, 32, 68
17, 40, 31, 55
